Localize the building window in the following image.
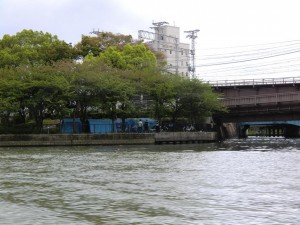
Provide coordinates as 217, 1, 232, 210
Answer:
170, 50, 172, 54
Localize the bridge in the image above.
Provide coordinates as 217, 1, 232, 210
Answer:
210, 76, 300, 138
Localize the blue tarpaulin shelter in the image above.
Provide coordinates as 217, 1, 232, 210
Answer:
61, 118, 156, 134
60, 118, 82, 133
117, 118, 157, 133
88, 119, 117, 133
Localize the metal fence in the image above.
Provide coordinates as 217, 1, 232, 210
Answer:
208, 76, 300, 87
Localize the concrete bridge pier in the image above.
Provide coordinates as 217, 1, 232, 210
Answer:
214, 119, 239, 140
284, 125, 300, 138
239, 124, 250, 138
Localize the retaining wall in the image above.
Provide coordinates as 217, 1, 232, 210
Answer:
0, 132, 217, 147
155, 132, 217, 144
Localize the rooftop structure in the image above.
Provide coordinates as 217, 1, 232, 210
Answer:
139, 22, 191, 78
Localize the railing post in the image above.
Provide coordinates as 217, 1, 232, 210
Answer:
293, 77, 295, 85
209, 75, 300, 88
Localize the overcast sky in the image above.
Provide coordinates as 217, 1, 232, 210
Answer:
1, 0, 300, 81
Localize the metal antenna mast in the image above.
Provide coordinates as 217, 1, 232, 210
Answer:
90, 28, 100, 35
151, 21, 169, 51
184, 29, 199, 78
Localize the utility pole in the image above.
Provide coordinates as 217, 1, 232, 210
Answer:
184, 29, 199, 79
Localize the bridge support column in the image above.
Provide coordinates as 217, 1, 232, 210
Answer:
213, 119, 239, 140
272, 128, 276, 137
276, 128, 280, 136
239, 125, 249, 138
267, 127, 271, 137
284, 125, 300, 138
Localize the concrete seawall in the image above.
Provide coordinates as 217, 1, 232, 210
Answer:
155, 132, 217, 144
0, 132, 217, 147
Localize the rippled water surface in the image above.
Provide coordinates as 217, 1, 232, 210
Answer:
1, 137, 300, 224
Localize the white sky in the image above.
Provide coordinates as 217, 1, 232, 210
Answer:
1, 0, 300, 81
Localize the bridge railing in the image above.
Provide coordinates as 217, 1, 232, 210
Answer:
209, 76, 300, 87
223, 91, 300, 106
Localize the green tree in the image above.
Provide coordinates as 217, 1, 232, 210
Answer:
144, 44, 167, 72
75, 32, 135, 58
67, 69, 103, 131
98, 73, 137, 131
96, 43, 157, 71
20, 65, 70, 132
141, 72, 176, 122
140, 73, 226, 128
0, 29, 77, 67
179, 78, 226, 124
0, 68, 23, 125
67, 62, 138, 132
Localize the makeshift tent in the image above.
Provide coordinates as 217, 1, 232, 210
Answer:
116, 118, 157, 133
88, 119, 117, 133
60, 118, 82, 133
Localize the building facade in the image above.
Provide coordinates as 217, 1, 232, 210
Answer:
139, 23, 191, 78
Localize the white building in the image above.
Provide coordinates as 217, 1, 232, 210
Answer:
139, 23, 191, 78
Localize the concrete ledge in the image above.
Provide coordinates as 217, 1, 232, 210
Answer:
0, 133, 155, 147
155, 132, 217, 143
0, 132, 217, 147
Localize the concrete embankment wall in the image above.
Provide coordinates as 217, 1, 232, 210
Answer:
222, 123, 238, 138
155, 132, 217, 144
0, 132, 217, 147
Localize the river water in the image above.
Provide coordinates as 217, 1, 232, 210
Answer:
1, 137, 300, 225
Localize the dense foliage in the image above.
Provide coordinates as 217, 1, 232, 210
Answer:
0, 29, 225, 133
0, 30, 77, 67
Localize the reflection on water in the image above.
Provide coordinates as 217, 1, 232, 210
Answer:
1, 138, 300, 224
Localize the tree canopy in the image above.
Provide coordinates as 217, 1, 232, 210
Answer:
0, 29, 226, 133
95, 44, 156, 70
0, 29, 77, 67
75, 32, 135, 58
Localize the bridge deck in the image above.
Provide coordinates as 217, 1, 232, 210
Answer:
212, 76, 300, 123
223, 91, 300, 107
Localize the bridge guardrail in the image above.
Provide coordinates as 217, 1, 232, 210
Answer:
209, 76, 300, 87
223, 91, 300, 107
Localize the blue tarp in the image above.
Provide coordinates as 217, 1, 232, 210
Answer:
88, 119, 116, 133
60, 118, 82, 133
117, 118, 157, 133
88, 118, 157, 133
61, 118, 157, 134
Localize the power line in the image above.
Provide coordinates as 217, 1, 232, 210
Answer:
197, 42, 300, 61
198, 56, 300, 74
196, 48, 300, 67
197, 39, 300, 51
193, 39, 300, 81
